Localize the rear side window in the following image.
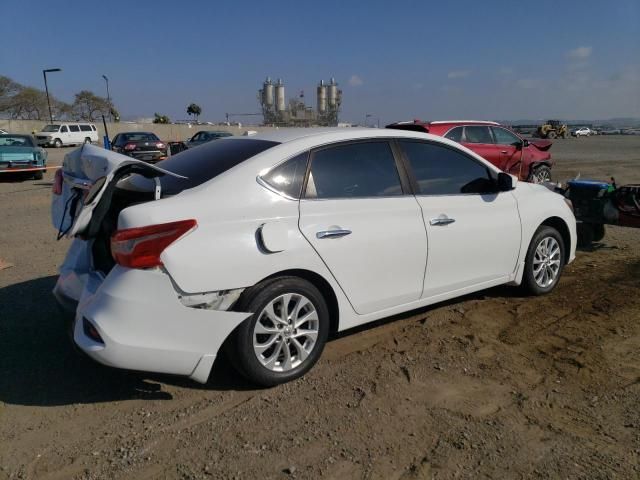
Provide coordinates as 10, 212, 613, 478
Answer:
80, 125, 92, 132
69, 125, 80, 132
91, 125, 97, 131
444, 126, 463, 143
399, 141, 495, 195
155, 139, 279, 194
463, 126, 493, 144
305, 141, 403, 199
260, 152, 309, 199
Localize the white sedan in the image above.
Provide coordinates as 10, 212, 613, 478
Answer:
51, 129, 576, 386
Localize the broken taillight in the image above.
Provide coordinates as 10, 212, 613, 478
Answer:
111, 219, 197, 269
53, 168, 63, 195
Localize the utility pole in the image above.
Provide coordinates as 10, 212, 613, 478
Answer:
43, 68, 62, 123
102, 75, 111, 122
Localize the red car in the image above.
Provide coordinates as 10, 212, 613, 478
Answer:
387, 120, 553, 183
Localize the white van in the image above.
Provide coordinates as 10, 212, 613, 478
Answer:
35, 123, 99, 147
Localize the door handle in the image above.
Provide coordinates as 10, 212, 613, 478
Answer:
429, 215, 456, 226
316, 229, 352, 239
501, 150, 508, 154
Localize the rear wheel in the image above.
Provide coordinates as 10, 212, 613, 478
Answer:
522, 226, 565, 295
547, 131, 557, 139
228, 276, 329, 387
528, 165, 552, 183
84, 137, 92, 144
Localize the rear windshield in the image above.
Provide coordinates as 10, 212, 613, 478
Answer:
151, 138, 279, 194
0, 135, 34, 147
122, 133, 159, 142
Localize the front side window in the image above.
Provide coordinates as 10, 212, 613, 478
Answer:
444, 126, 463, 143
260, 152, 308, 199
305, 142, 403, 199
69, 125, 80, 132
60, 126, 68, 133
491, 127, 520, 145
463, 126, 493, 144
399, 141, 495, 195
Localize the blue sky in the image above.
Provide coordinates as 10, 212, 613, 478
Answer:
3, 0, 639, 124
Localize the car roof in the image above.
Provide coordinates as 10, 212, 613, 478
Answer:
237, 127, 435, 144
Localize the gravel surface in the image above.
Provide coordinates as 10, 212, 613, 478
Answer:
1, 136, 639, 479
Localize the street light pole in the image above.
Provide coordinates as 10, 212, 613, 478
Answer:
102, 75, 111, 122
42, 68, 61, 123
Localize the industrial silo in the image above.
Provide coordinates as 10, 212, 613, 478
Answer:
317, 80, 327, 113
327, 78, 338, 108
275, 79, 286, 112
262, 77, 274, 106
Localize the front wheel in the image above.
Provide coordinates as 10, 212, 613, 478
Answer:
33, 170, 44, 180
522, 226, 565, 295
228, 276, 330, 387
53, 138, 62, 148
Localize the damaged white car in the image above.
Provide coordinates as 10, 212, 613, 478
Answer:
52, 130, 576, 386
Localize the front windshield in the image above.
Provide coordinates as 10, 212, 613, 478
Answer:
42, 125, 60, 132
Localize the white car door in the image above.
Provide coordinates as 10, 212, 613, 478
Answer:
397, 140, 521, 298
298, 140, 427, 315
59, 125, 71, 145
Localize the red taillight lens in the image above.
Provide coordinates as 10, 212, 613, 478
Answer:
156, 142, 165, 149
110, 219, 197, 269
53, 168, 63, 195
124, 143, 136, 151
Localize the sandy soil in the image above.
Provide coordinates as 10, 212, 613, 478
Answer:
1, 136, 639, 479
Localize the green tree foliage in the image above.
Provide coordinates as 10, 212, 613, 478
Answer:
153, 113, 170, 124
187, 103, 202, 121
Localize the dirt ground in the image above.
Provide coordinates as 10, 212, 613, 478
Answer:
1, 136, 639, 479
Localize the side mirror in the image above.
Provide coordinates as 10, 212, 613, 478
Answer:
497, 172, 516, 191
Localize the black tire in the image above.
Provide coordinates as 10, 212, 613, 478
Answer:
592, 223, 605, 242
228, 276, 330, 387
528, 165, 552, 183
54, 138, 62, 148
576, 223, 593, 247
522, 225, 566, 295
84, 137, 92, 144
547, 131, 557, 139
33, 170, 44, 180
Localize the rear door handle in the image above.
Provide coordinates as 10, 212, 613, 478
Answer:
316, 229, 352, 239
501, 150, 508, 154
429, 215, 456, 226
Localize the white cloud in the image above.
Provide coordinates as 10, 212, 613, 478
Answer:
348, 74, 363, 87
566, 46, 592, 59
447, 70, 470, 79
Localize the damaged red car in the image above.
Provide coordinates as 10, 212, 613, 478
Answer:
386, 120, 554, 183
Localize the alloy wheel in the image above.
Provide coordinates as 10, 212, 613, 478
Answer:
533, 236, 561, 288
253, 293, 319, 372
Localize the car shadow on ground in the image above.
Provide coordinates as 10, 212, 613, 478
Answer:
0, 276, 257, 407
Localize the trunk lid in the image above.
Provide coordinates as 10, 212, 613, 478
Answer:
528, 139, 552, 151
51, 144, 185, 238
0, 147, 37, 166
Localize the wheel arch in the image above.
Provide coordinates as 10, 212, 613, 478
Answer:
258, 269, 340, 334
540, 216, 571, 264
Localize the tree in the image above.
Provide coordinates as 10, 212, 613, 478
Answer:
153, 113, 170, 124
4, 87, 49, 120
187, 103, 202, 121
72, 90, 110, 121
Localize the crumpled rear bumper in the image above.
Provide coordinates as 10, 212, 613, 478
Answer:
70, 266, 251, 383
